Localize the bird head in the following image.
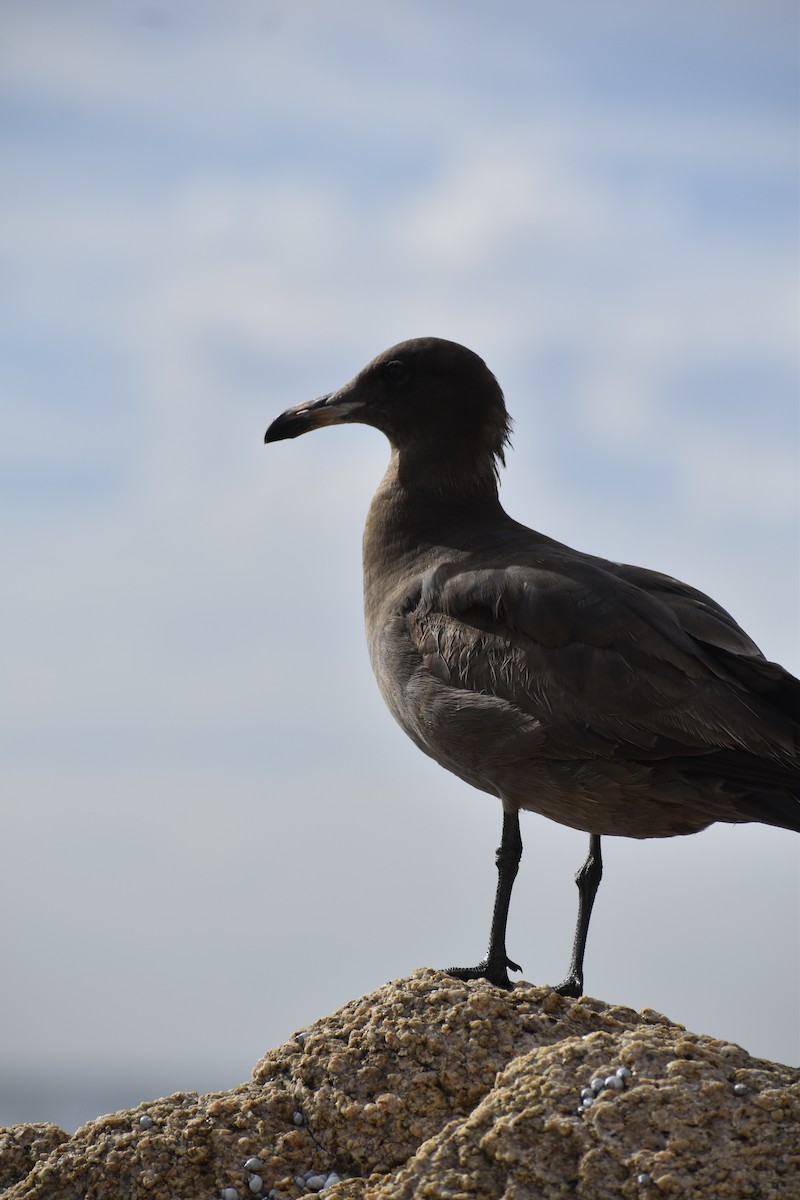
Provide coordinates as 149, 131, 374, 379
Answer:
265, 337, 512, 491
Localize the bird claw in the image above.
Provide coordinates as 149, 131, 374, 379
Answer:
446, 955, 522, 990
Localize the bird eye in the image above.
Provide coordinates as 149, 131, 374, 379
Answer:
382, 359, 408, 385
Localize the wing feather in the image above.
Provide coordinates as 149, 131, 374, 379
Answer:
408, 555, 798, 764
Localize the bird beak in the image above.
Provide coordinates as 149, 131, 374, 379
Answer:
264, 388, 363, 443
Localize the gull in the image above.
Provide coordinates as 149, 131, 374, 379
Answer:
265, 337, 800, 994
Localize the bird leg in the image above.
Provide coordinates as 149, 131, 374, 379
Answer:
554, 833, 603, 997
447, 808, 523, 989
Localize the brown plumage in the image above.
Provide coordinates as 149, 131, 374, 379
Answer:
265, 336, 800, 994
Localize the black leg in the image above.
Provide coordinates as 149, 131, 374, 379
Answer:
447, 809, 523, 989
554, 833, 603, 997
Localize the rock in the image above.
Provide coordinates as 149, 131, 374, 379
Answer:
0, 1124, 68, 1191
1, 970, 797, 1198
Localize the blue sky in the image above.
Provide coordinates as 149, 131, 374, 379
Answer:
1, 0, 798, 1131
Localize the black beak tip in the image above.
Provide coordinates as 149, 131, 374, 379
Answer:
264, 413, 294, 444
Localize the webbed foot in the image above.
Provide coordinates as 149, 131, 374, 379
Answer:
552, 971, 583, 998
446, 955, 522, 990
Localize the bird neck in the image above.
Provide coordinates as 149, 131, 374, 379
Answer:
362, 451, 506, 595
395, 435, 502, 499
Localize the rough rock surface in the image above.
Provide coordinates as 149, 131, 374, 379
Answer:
1, 970, 797, 1199
0, 1124, 68, 1192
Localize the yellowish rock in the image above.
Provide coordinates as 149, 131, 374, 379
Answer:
0, 970, 796, 1199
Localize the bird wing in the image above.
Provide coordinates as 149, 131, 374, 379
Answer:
608, 560, 763, 658
406, 552, 798, 764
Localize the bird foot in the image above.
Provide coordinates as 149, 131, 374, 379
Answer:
553, 972, 583, 998
446, 955, 522, 990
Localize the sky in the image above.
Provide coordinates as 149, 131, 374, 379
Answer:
1, 0, 798, 1133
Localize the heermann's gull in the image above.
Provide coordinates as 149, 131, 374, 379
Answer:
265, 337, 800, 995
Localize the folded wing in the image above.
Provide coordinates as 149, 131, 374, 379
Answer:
407, 552, 800, 784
